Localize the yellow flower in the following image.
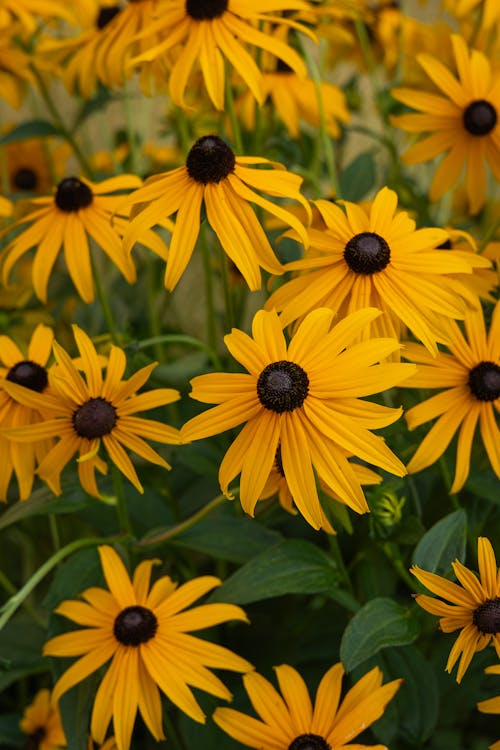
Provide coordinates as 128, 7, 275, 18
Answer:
19, 689, 65, 750
478, 663, 500, 750
130, 0, 313, 110
213, 662, 402, 749
44, 545, 252, 750
181, 307, 415, 530
412, 537, 500, 683
0, 0, 77, 35
266, 186, 488, 354
391, 34, 500, 214
0, 323, 57, 502
444, 0, 500, 30
2, 325, 181, 497
122, 135, 310, 291
0, 29, 35, 108
2, 175, 140, 303
403, 302, 500, 493
0, 194, 13, 218
259, 445, 381, 533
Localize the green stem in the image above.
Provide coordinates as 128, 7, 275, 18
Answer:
200, 228, 219, 358
0, 535, 126, 632
112, 465, 133, 538
328, 536, 354, 594
383, 542, 419, 593
136, 493, 229, 548
299, 39, 340, 197
123, 80, 141, 176
0, 569, 45, 627
163, 712, 186, 750
90, 249, 119, 344
438, 455, 460, 509
130, 334, 222, 371
30, 65, 95, 179
145, 257, 164, 363
217, 242, 236, 333
478, 215, 500, 252
48, 513, 61, 553
225, 64, 243, 154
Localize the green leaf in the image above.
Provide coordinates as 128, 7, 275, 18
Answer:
0, 714, 24, 747
172, 513, 282, 564
338, 151, 376, 202
340, 597, 420, 671
412, 509, 467, 575
209, 539, 341, 605
0, 484, 89, 530
57, 670, 100, 750
0, 617, 47, 691
0, 120, 59, 144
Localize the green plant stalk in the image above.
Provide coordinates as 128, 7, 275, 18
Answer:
200, 227, 219, 358
217, 241, 236, 333
299, 39, 340, 197
90, 249, 119, 344
225, 64, 244, 154
123, 80, 141, 176
30, 64, 95, 179
0, 535, 126, 632
328, 536, 354, 594
136, 493, 230, 548
112, 465, 133, 537
0, 569, 45, 627
131, 333, 223, 371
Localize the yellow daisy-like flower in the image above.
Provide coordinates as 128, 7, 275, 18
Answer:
0, 323, 56, 502
19, 689, 66, 750
402, 301, 500, 493
478, 663, 500, 750
0, 0, 77, 35
266, 186, 488, 354
1, 175, 140, 304
213, 662, 402, 749
0, 194, 13, 218
391, 34, 500, 214
44, 545, 252, 750
181, 306, 415, 530
2, 325, 181, 497
0, 29, 35, 109
411, 537, 500, 683
130, 0, 313, 110
259, 446, 381, 533
122, 135, 310, 292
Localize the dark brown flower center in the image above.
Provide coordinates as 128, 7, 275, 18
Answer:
467, 361, 500, 401
13, 167, 38, 191
344, 231, 391, 274
72, 397, 117, 438
24, 727, 46, 750
185, 0, 228, 20
6, 360, 48, 392
55, 177, 93, 212
463, 99, 497, 136
473, 597, 500, 634
114, 605, 158, 645
186, 135, 235, 184
289, 734, 331, 750
257, 361, 309, 413
96, 6, 120, 28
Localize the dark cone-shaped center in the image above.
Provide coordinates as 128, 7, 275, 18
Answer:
463, 99, 497, 136
186, 135, 235, 184
257, 361, 309, 413
114, 605, 158, 645
96, 6, 120, 28
6, 360, 48, 392
473, 597, 500, 634
344, 231, 391, 274
72, 397, 117, 439
468, 361, 500, 401
289, 734, 331, 750
55, 177, 93, 212
13, 167, 38, 191
185, 0, 228, 20
24, 727, 46, 750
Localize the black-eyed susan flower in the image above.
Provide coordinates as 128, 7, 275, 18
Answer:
44, 545, 252, 750
0, 29, 35, 108
0, 0, 77, 35
411, 537, 500, 683
259, 444, 381, 533
181, 307, 415, 530
2, 325, 181, 498
266, 186, 489, 354
19, 689, 66, 750
0, 323, 56, 502
236, 59, 350, 139
402, 301, 500, 493
122, 135, 310, 292
4, 133, 70, 196
0, 194, 13, 219
444, 0, 500, 30
478, 663, 500, 750
130, 0, 313, 110
1, 175, 140, 304
391, 34, 500, 215
213, 662, 402, 749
